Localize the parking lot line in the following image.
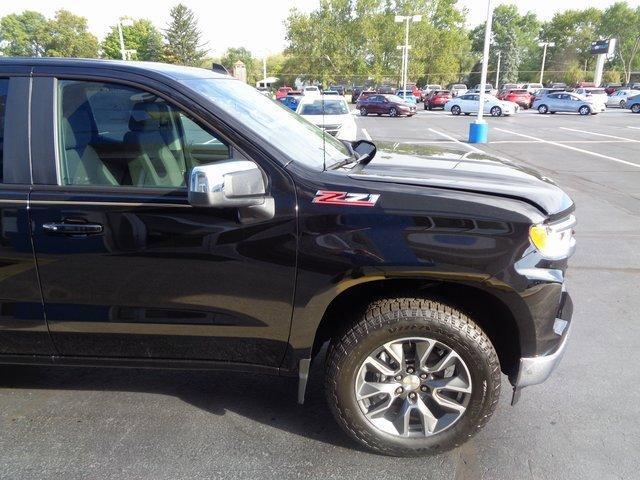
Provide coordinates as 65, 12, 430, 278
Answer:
494, 128, 640, 169
361, 128, 372, 141
559, 127, 640, 143
492, 140, 631, 144
428, 128, 484, 153
627, 126, 640, 130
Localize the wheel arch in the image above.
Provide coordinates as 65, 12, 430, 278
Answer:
309, 278, 523, 378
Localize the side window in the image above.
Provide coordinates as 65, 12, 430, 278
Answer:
0, 78, 8, 182
56, 80, 231, 188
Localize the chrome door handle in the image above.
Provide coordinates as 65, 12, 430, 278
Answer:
42, 222, 103, 235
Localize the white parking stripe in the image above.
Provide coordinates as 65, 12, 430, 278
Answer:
492, 139, 635, 144
361, 128, 372, 141
428, 128, 484, 153
495, 128, 640, 169
627, 126, 640, 130
559, 127, 640, 143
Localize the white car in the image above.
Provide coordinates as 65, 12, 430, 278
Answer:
302, 85, 321, 97
449, 83, 468, 97
445, 93, 519, 117
574, 87, 608, 105
606, 88, 640, 108
296, 97, 357, 141
522, 82, 543, 94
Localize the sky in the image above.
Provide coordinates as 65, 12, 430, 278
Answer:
0, 0, 638, 57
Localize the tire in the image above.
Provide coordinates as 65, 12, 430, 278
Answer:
451, 105, 461, 116
490, 106, 502, 117
325, 297, 501, 457
360, 107, 367, 116
631, 103, 640, 113
579, 105, 591, 116
620, 100, 626, 108
537, 104, 548, 114
389, 108, 398, 117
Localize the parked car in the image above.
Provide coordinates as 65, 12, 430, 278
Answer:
328, 84, 345, 95
396, 90, 418, 104
356, 89, 377, 103
424, 90, 452, 110
603, 83, 623, 95
296, 97, 357, 141
0, 57, 576, 458
472, 83, 497, 95
276, 86, 293, 100
627, 94, 640, 113
302, 85, 321, 97
256, 86, 272, 97
445, 93, 518, 116
573, 87, 608, 105
279, 91, 303, 111
550, 83, 567, 89
322, 90, 340, 96
606, 89, 640, 108
407, 83, 422, 101
448, 83, 468, 97
522, 82, 543, 94
351, 86, 364, 103
533, 91, 606, 115
497, 89, 532, 109
377, 84, 395, 95
500, 83, 519, 91
357, 93, 417, 117
421, 84, 442, 97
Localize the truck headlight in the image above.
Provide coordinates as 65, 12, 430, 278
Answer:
529, 215, 576, 260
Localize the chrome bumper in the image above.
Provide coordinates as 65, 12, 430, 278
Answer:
511, 290, 573, 405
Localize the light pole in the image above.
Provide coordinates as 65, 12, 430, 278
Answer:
538, 41, 555, 84
468, 0, 493, 144
117, 18, 135, 60
495, 51, 501, 88
395, 15, 422, 96
396, 45, 408, 91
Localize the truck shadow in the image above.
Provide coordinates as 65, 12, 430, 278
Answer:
0, 350, 364, 452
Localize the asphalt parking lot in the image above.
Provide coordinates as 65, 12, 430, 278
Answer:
1, 108, 639, 480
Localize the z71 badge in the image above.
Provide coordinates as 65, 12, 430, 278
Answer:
312, 190, 380, 207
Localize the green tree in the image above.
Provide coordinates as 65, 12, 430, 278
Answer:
598, 2, 640, 84
45, 9, 99, 58
220, 47, 257, 83
163, 3, 208, 66
102, 17, 163, 61
541, 8, 603, 81
0, 11, 49, 56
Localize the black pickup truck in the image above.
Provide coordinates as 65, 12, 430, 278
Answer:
0, 58, 575, 457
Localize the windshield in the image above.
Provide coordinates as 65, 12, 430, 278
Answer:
300, 99, 349, 115
183, 78, 351, 169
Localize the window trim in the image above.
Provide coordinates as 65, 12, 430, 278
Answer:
34, 73, 263, 194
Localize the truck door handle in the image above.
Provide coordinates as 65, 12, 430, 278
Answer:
42, 222, 103, 235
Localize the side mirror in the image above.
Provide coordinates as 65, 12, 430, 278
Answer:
188, 160, 266, 208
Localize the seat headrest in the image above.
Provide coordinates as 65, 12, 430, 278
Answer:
129, 101, 169, 132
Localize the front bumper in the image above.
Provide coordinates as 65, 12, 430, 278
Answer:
511, 290, 573, 405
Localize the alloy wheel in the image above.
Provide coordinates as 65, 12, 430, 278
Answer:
389, 108, 398, 117
451, 106, 461, 116
360, 107, 367, 116
632, 104, 640, 113
538, 105, 548, 114
354, 337, 472, 437
490, 106, 502, 117
579, 106, 591, 115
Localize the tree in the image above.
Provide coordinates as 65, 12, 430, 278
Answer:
0, 11, 49, 57
163, 4, 208, 66
598, 2, 640, 84
220, 47, 257, 83
102, 18, 163, 61
45, 9, 99, 58
541, 8, 603, 80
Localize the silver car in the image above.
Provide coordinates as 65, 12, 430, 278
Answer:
533, 92, 606, 115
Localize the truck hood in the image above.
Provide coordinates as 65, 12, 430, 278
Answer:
347, 142, 573, 216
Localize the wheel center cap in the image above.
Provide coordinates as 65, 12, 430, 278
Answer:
402, 375, 420, 391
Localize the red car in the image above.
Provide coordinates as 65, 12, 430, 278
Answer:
276, 86, 293, 100
406, 83, 422, 102
604, 83, 622, 95
424, 90, 452, 110
497, 89, 532, 109
356, 93, 417, 117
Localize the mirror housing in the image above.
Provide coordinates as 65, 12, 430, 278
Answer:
188, 160, 266, 208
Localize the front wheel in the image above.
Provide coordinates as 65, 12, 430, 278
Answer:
325, 298, 501, 457
490, 106, 502, 117
451, 105, 461, 116
537, 104, 548, 114
579, 105, 591, 116
631, 103, 640, 113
